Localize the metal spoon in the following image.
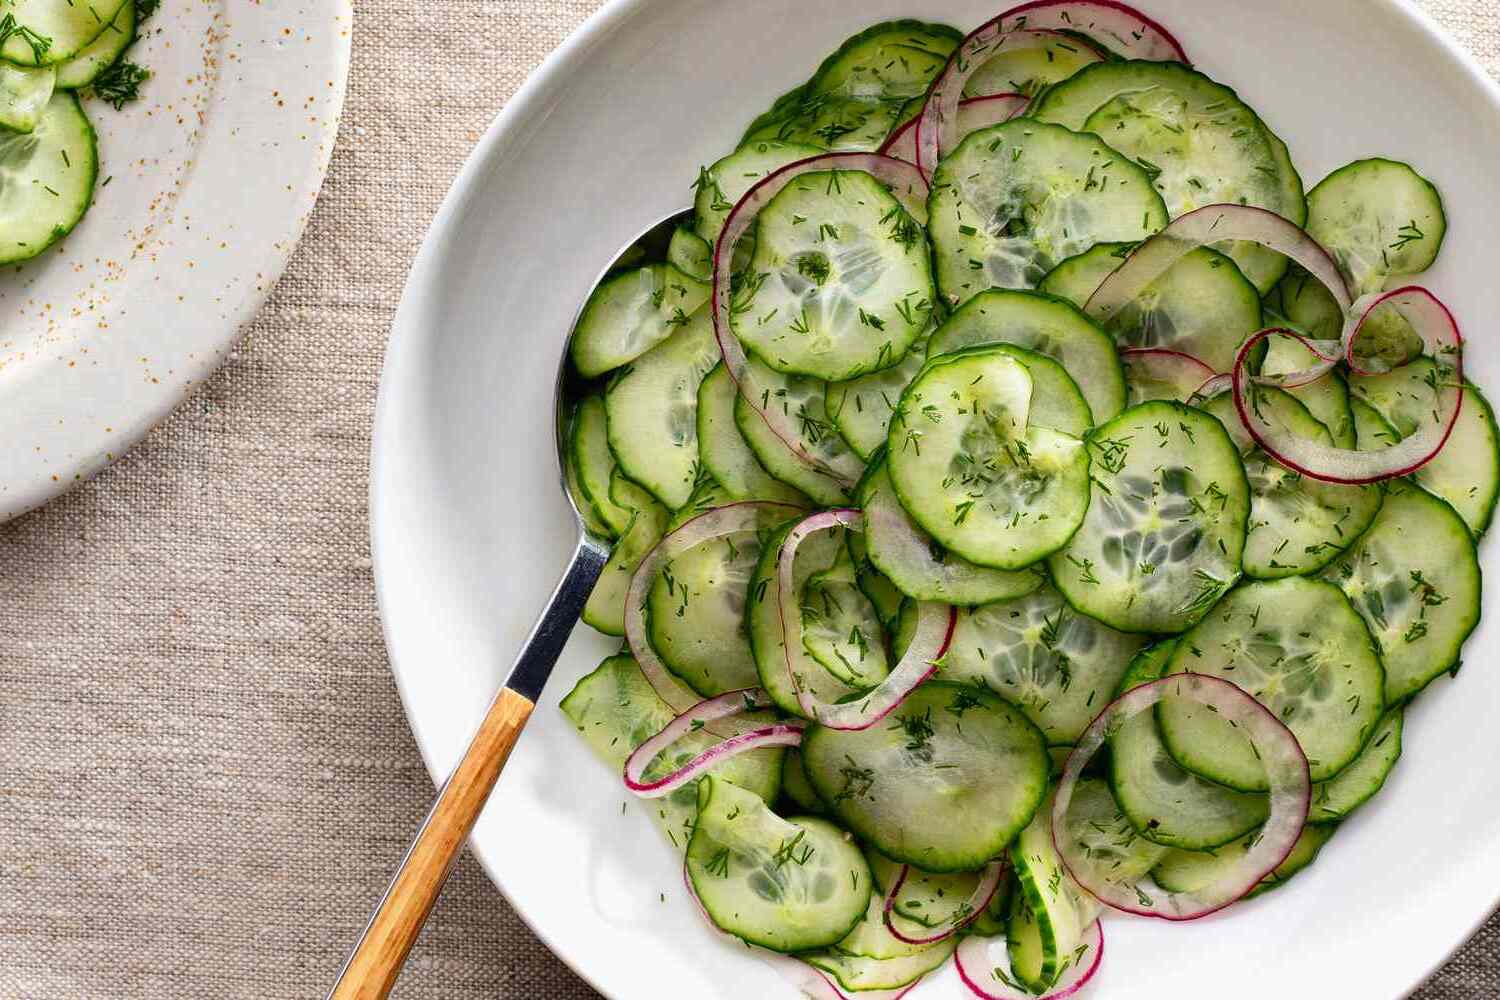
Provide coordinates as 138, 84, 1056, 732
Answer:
327, 208, 694, 1000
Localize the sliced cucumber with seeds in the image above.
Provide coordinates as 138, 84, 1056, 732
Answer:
1031, 61, 1306, 293
54, 0, 135, 89
938, 583, 1146, 744
928, 119, 1168, 305
1049, 401, 1250, 634
1306, 158, 1446, 298
0, 62, 55, 133
1, 0, 130, 66
694, 139, 825, 255
926, 289, 1126, 423
964, 35, 1106, 99
1311, 708, 1403, 823
1152, 822, 1336, 899
1158, 577, 1385, 790
826, 334, 929, 460
1323, 481, 1481, 703
887, 347, 1092, 570
572, 395, 635, 536
696, 364, 809, 504
1413, 385, 1500, 536
802, 682, 1049, 871
666, 224, 712, 282
604, 306, 719, 509
1261, 336, 1357, 449
582, 476, 670, 636
0, 91, 97, 265
687, 776, 873, 952
1109, 641, 1269, 850
860, 460, 1045, 605
733, 358, 855, 506
569, 263, 709, 378
1043, 243, 1262, 372
801, 545, 891, 688
648, 525, 765, 697
1199, 387, 1381, 579
733, 169, 934, 381
560, 655, 781, 853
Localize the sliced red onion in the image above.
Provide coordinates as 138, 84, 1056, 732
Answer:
881, 93, 1029, 167
882, 861, 1005, 945
1120, 348, 1218, 402
712, 153, 929, 489
625, 501, 805, 719
624, 688, 805, 798
775, 509, 956, 730
916, 28, 1096, 177
994, 0, 1188, 61
1232, 287, 1464, 484
1053, 674, 1310, 920
1085, 204, 1354, 325
955, 919, 1103, 1000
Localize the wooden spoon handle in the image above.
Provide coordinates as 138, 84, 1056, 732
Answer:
328, 686, 534, 1000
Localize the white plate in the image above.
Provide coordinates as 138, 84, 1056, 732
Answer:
372, 2, 1500, 997
0, 0, 350, 522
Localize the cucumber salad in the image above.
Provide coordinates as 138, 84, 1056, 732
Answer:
559, 3, 1489, 997
1, 0, 156, 266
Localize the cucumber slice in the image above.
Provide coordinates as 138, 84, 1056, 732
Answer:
572, 396, 634, 536
1266, 262, 1343, 342
1323, 481, 1480, 703
927, 119, 1168, 305
564, 413, 613, 540
647, 527, 763, 697
686, 777, 873, 952
1306, 158, 1446, 297
733, 359, 853, 506
964, 35, 1106, 99
569, 263, 710, 378
1049, 402, 1250, 633
1060, 777, 1169, 893
801, 545, 891, 688
604, 306, 719, 509
1043, 243, 1262, 373
694, 139, 826, 255
886, 348, 1092, 570
0, 62, 55, 133
1031, 61, 1306, 293
846, 530, 908, 627
560, 655, 781, 853
1007, 798, 1096, 994
582, 478, 670, 636
0, 91, 97, 265
926, 289, 1127, 424
1108, 642, 1269, 850
826, 334, 929, 460
804, 938, 957, 992
938, 583, 1146, 744
750, 522, 864, 716
859, 461, 1045, 606
883, 862, 986, 938
1198, 387, 1381, 579
1152, 822, 1335, 899
1352, 397, 1400, 452
781, 747, 826, 816
1347, 356, 1446, 440
1311, 708, 1403, 823
666, 224, 712, 282
734, 169, 935, 381
1, 0, 130, 66
1260, 336, 1357, 449
696, 364, 809, 504
1158, 577, 1385, 790
832, 887, 935, 961
54, 0, 134, 89
1413, 385, 1500, 536
802, 682, 1049, 871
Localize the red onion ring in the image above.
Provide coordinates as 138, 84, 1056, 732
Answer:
711, 153, 929, 490
1231, 287, 1464, 484
955, 920, 1104, 1000
881, 93, 1029, 166
882, 861, 1006, 945
1052, 674, 1310, 921
623, 689, 805, 798
625, 501, 805, 719
995, 0, 1189, 61
775, 509, 956, 730
1120, 347, 1218, 402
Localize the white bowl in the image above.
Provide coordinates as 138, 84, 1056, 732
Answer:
372, 2, 1500, 997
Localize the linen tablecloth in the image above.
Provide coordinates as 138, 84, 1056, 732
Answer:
3, 1, 1498, 996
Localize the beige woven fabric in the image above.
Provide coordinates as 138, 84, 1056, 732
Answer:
1, 2, 1497, 998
